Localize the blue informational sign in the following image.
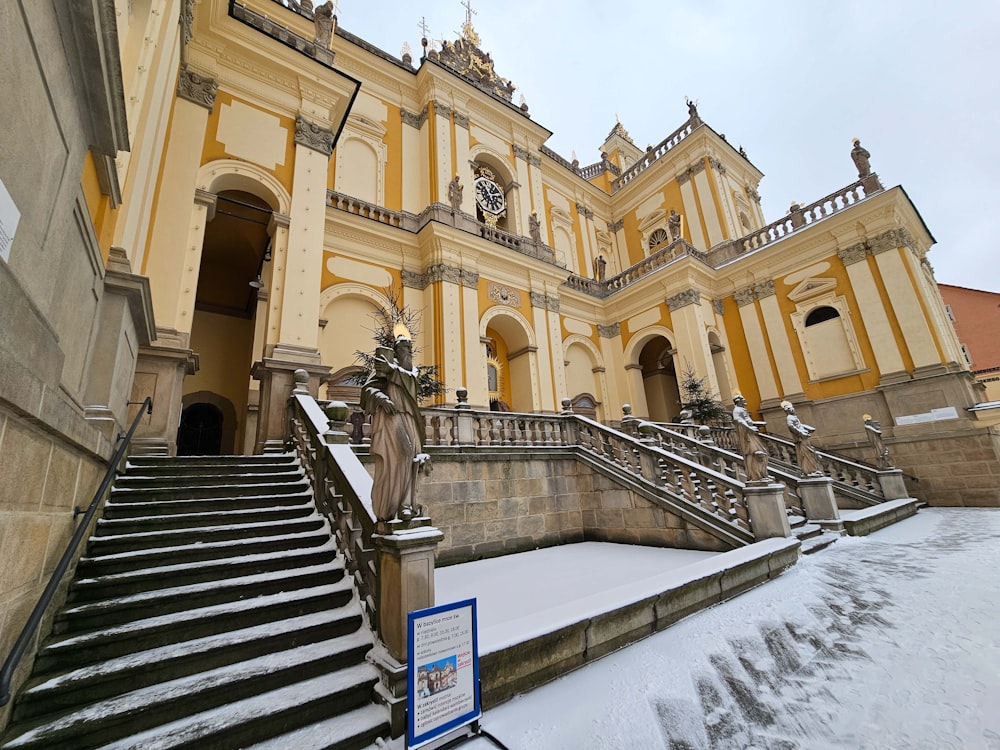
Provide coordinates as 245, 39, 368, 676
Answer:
407, 598, 481, 748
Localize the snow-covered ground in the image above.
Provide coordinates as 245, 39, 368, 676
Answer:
431, 509, 1000, 749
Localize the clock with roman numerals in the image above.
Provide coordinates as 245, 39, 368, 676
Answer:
474, 167, 506, 227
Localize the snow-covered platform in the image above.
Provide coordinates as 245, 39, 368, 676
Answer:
436, 538, 800, 706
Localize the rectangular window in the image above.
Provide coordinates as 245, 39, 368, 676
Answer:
944, 304, 955, 321
960, 344, 973, 367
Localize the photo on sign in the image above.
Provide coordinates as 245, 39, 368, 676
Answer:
416, 654, 458, 698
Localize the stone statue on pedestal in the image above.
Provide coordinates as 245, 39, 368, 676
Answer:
863, 414, 892, 469
447, 175, 463, 211
782, 401, 823, 476
361, 335, 431, 525
313, 1, 335, 48
851, 138, 872, 178
668, 209, 682, 241
733, 395, 769, 482
528, 211, 541, 242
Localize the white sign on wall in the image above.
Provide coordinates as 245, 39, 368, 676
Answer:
0, 177, 20, 264
407, 599, 481, 748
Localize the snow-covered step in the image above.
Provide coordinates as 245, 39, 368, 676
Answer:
15, 618, 371, 722
102, 489, 314, 517
69, 539, 340, 602
2, 647, 378, 750
114, 469, 304, 490
95, 502, 317, 534
85, 514, 327, 554
125, 454, 297, 470
58, 561, 346, 631
244, 704, 390, 750
39, 580, 356, 668
108, 476, 311, 502
75, 528, 334, 575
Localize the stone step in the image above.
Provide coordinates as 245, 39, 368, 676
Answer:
113, 469, 305, 490
35, 580, 356, 673
1, 648, 378, 750
102, 490, 315, 519
84, 515, 327, 555
126, 454, 298, 470
69, 540, 340, 603
99, 668, 385, 750
56, 561, 346, 633
792, 522, 823, 541
76, 529, 333, 576
109, 477, 311, 502
799, 533, 838, 555
96, 503, 316, 534
14, 616, 370, 723
243, 704, 390, 750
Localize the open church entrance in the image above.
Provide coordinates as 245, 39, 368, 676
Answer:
180, 190, 273, 454
639, 336, 682, 422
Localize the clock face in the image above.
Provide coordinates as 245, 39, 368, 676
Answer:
474, 176, 506, 215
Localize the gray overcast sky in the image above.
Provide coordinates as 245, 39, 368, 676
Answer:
338, 1, 999, 293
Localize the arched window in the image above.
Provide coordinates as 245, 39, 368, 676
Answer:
805, 306, 840, 326
648, 228, 670, 252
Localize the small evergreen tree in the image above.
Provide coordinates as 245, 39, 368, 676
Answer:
350, 287, 447, 404
678, 362, 728, 424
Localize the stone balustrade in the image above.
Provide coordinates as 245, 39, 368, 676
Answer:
757, 431, 886, 499
326, 191, 417, 231
611, 118, 697, 191
563, 239, 708, 299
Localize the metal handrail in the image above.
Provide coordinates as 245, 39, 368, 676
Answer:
0, 397, 152, 705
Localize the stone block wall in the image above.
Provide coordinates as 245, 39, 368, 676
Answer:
0, 405, 105, 716
400, 450, 734, 566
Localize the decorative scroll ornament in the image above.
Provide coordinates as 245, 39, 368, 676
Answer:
295, 115, 335, 156
488, 283, 520, 307
177, 65, 218, 110
436, 20, 517, 102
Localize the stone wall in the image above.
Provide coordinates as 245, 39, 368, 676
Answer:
403, 450, 734, 566
0, 404, 106, 720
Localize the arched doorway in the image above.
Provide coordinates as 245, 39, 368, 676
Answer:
182, 189, 272, 454
482, 312, 535, 413
177, 403, 223, 455
638, 336, 681, 422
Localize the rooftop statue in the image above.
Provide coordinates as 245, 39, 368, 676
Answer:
851, 138, 872, 178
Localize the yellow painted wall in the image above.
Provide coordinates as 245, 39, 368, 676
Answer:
719, 297, 763, 412
477, 279, 530, 317
81, 152, 117, 264
382, 103, 403, 211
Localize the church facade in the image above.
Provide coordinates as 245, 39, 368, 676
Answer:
3, 0, 999, 686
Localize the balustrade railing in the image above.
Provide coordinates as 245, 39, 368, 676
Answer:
419, 406, 754, 541
757, 431, 886, 499
611, 118, 698, 191
707, 177, 882, 265
326, 191, 417, 231
289, 395, 380, 630
563, 239, 708, 299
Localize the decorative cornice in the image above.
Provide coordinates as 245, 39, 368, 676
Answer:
575, 203, 594, 220
181, 0, 195, 48
426, 262, 461, 284
453, 112, 470, 129
434, 102, 453, 119
529, 291, 560, 312
607, 218, 624, 233
177, 65, 218, 110
487, 282, 521, 307
527, 154, 542, 168
459, 268, 479, 288
691, 159, 707, 175
513, 144, 531, 161
709, 157, 727, 175
754, 280, 775, 299
666, 288, 701, 311
295, 114, 335, 156
713, 298, 725, 315
676, 170, 691, 185
400, 107, 427, 129
597, 323, 621, 338
745, 185, 762, 204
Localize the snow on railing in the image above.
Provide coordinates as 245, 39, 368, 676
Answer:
563, 239, 709, 299
289, 393, 380, 628
757, 431, 886, 499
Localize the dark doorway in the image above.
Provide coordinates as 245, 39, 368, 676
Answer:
177, 402, 224, 455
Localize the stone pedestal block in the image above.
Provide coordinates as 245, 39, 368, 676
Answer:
877, 468, 908, 500
797, 476, 840, 521
251, 353, 329, 453
131, 329, 199, 455
745, 482, 792, 539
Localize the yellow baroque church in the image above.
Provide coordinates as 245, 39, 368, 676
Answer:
2, 0, 999, 678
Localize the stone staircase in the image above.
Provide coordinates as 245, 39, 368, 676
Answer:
0, 454, 389, 750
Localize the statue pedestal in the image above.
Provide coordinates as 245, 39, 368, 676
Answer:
798, 475, 841, 523
745, 482, 792, 539
877, 468, 908, 500
372, 520, 443, 738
